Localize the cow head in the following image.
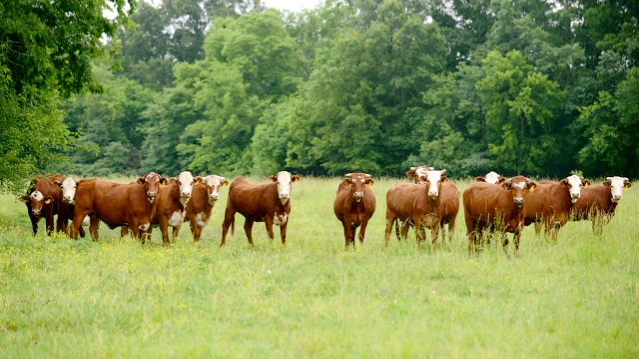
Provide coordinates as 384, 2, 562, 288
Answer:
21, 191, 53, 216
202, 175, 228, 205
137, 172, 166, 203
604, 176, 632, 203
405, 166, 433, 184
559, 175, 591, 203
269, 171, 300, 205
343, 173, 374, 202
423, 169, 447, 199
502, 176, 536, 207
175, 171, 199, 206
55, 177, 77, 205
476, 171, 506, 185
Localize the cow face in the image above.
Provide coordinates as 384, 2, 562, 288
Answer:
177, 171, 199, 206
406, 166, 433, 184
56, 177, 78, 204
604, 176, 632, 203
202, 175, 228, 205
502, 176, 536, 207
424, 169, 447, 199
343, 173, 373, 202
560, 175, 591, 203
476, 171, 505, 185
138, 172, 166, 203
21, 191, 52, 216
269, 171, 300, 205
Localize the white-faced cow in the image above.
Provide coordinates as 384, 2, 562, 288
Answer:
385, 169, 448, 252
333, 173, 376, 248
463, 175, 537, 256
401, 166, 459, 243
475, 171, 506, 185
220, 171, 300, 247
523, 175, 590, 242
173, 175, 228, 242
67, 172, 165, 241
145, 171, 198, 245
571, 176, 632, 235
21, 174, 64, 236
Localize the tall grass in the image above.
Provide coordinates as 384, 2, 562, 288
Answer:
1, 177, 638, 358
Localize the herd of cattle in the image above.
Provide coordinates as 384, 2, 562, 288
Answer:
20, 167, 632, 255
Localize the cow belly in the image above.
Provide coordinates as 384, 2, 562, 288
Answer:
196, 212, 210, 228
168, 211, 185, 227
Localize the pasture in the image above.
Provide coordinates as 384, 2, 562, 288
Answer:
1, 176, 638, 358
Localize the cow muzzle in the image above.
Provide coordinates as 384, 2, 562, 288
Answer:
147, 195, 156, 203
612, 195, 622, 203
279, 194, 290, 205
63, 196, 75, 205
353, 192, 363, 202
514, 197, 524, 207
571, 194, 580, 204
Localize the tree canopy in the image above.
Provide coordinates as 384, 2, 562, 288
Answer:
6, 0, 639, 187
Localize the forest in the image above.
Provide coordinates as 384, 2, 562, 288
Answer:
2, 0, 639, 194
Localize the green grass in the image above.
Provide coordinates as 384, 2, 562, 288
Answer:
1, 177, 638, 358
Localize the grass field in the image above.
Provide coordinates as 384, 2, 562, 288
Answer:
1, 176, 638, 358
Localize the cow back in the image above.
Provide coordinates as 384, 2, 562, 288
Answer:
75, 179, 152, 227
227, 177, 288, 221
571, 186, 614, 220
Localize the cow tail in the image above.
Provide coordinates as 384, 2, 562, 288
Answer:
231, 216, 235, 236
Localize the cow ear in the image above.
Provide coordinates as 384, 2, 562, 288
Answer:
194, 176, 203, 185
292, 175, 300, 183
269, 175, 277, 182
475, 177, 486, 182
137, 178, 146, 185
441, 176, 448, 184
342, 178, 351, 186
498, 177, 507, 184
44, 196, 54, 204
406, 170, 417, 178
366, 179, 374, 187
583, 179, 590, 188
20, 195, 30, 203
625, 180, 632, 189
559, 179, 568, 187
160, 178, 168, 185
221, 180, 229, 187
527, 181, 537, 192
603, 180, 611, 187
501, 181, 512, 190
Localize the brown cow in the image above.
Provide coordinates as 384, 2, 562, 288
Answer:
67, 172, 165, 241
220, 171, 300, 247
145, 171, 198, 245
523, 175, 590, 242
571, 176, 632, 235
333, 173, 376, 248
21, 174, 64, 236
173, 175, 228, 242
385, 169, 448, 252
463, 176, 537, 256
401, 166, 459, 242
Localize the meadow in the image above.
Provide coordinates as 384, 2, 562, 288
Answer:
1, 176, 638, 358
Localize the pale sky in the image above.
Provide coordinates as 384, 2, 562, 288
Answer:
261, 0, 323, 12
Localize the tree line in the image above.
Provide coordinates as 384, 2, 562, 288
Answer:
2, 0, 638, 195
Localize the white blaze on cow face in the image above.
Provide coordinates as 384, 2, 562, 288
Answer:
59, 177, 78, 204
203, 175, 227, 205
425, 170, 446, 199
270, 171, 299, 205
564, 174, 586, 203
606, 176, 632, 202
177, 171, 195, 206
484, 171, 502, 185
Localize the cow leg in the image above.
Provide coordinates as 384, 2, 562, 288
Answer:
190, 221, 203, 243
120, 226, 130, 239
264, 217, 275, 242
350, 223, 358, 247
89, 218, 100, 242
344, 216, 354, 247
280, 222, 287, 247
430, 223, 440, 253
56, 215, 66, 235
244, 220, 255, 246
448, 218, 456, 242
29, 215, 39, 236
359, 220, 369, 245
502, 233, 510, 258
172, 223, 182, 242
45, 213, 55, 236
384, 214, 396, 248
400, 221, 411, 240
220, 209, 235, 247
534, 222, 542, 237
160, 218, 171, 246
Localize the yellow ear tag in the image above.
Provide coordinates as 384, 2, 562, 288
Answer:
367, 182, 373, 187
624, 187, 628, 191
584, 183, 589, 188
45, 199, 52, 204
529, 186, 535, 192
443, 179, 447, 184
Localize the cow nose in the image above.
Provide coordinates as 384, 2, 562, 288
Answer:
514, 197, 524, 206
428, 191, 438, 198
182, 191, 191, 197
210, 194, 219, 200
612, 195, 622, 202
353, 191, 363, 201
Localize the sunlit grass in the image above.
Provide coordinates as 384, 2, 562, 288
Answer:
1, 177, 638, 357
